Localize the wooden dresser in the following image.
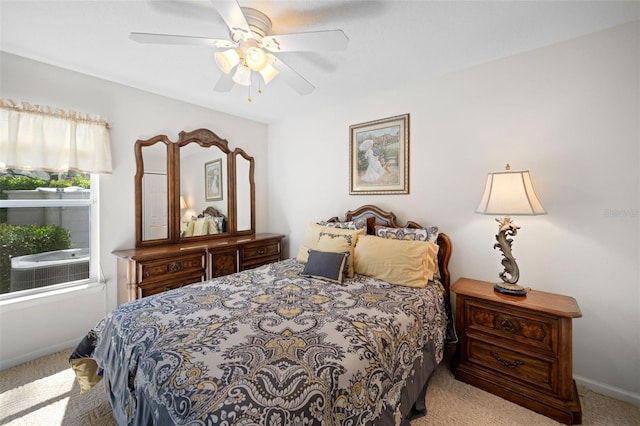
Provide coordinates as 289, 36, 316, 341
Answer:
113, 233, 284, 304
451, 278, 582, 425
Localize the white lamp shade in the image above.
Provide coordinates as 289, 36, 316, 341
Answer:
232, 64, 252, 86
245, 46, 268, 71
259, 63, 280, 84
215, 49, 240, 74
476, 169, 546, 215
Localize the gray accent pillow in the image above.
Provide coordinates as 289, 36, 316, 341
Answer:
300, 250, 350, 284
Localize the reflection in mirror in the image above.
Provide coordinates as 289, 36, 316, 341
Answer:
235, 150, 254, 233
179, 141, 229, 239
139, 140, 169, 243
142, 171, 167, 240
135, 129, 255, 247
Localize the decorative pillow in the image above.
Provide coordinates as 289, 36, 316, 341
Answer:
208, 219, 219, 234
318, 218, 368, 231
375, 225, 438, 242
193, 218, 209, 236
296, 223, 364, 277
354, 235, 439, 287
182, 220, 195, 237
300, 250, 349, 284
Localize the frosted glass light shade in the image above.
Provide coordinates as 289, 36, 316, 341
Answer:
215, 49, 240, 74
245, 46, 267, 71
476, 169, 546, 216
232, 65, 252, 86
259, 63, 279, 84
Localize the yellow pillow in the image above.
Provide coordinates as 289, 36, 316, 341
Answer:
193, 218, 208, 236
207, 219, 219, 234
182, 220, 195, 237
296, 222, 364, 277
354, 235, 439, 287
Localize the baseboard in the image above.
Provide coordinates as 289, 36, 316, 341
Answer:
574, 374, 640, 406
0, 339, 77, 371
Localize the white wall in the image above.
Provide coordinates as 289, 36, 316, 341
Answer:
0, 52, 268, 369
267, 22, 640, 403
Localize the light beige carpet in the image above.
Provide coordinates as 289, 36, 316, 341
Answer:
1, 348, 638, 425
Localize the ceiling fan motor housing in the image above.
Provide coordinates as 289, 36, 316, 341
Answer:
233, 8, 272, 41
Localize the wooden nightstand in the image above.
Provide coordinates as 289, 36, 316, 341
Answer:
451, 278, 582, 425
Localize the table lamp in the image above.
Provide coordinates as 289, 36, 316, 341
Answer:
476, 164, 546, 296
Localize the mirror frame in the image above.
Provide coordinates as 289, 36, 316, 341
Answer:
134, 129, 255, 247
135, 134, 173, 247
233, 147, 256, 236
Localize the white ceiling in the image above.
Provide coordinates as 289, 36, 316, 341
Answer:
1, 1, 638, 124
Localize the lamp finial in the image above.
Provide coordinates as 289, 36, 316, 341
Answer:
505, 163, 511, 171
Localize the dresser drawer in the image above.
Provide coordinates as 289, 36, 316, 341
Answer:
242, 240, 281, 260
139, 273, 203, 298
467, 337, 557, 394
138, 253, 205, 284
466, 299, 556, 353
211, 250, 238, 278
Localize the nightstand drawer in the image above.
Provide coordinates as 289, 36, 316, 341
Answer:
466, 300, 556, 353
138, 253, 205, 284
467, 337, 556, 394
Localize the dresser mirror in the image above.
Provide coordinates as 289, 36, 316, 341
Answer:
233, 148, 255, 235
135, 135, 172, 245
135, 129, 255, 247
177, 132, 231, 243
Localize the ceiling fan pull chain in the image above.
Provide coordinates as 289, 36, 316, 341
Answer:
247, 85, 252, 103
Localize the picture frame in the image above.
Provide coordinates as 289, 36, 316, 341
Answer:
205, 158, 223, 201
350, 113, 410, 194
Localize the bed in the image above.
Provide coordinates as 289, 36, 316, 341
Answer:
70, 205, 453, 425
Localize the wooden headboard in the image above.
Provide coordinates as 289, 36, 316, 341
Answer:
327, 204, 452, 294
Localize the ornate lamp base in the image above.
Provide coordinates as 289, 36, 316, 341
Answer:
494, 282, 528, 296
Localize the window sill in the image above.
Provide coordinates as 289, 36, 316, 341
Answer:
0, 281, 105, 311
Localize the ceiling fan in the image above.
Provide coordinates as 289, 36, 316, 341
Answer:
130, 0, 349, 98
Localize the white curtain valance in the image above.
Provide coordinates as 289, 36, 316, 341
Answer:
0, 99, 112, 174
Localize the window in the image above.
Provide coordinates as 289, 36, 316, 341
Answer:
0, 169, 98, 298
1, 100, 111, 299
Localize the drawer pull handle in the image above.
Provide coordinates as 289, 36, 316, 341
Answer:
491, 351, 524, 369
257, 249, 266, 255
167, 262, 183, 273
501, 317, 517, 333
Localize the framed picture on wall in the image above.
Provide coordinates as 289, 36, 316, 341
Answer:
205, 158, 223, 201
349, 113, 410, 194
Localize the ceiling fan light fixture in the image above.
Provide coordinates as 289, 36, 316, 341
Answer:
232, 64, 252, 86
245, 46, 267, 71
215, 49, 240, 74
259, 63, 279, 84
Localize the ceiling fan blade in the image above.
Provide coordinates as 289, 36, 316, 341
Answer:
262, 30, 349, 52
214, 73, 235, 92
130, 32, 236, 49
269, 55, 315, 96
209, 0, 251, 39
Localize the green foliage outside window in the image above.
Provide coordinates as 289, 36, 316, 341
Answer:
0, 173, 90, 222
0, 224, 72, 294
0, 175, 90, 197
